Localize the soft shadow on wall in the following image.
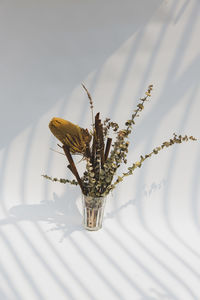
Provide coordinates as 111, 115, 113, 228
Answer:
0, 0, 161, 148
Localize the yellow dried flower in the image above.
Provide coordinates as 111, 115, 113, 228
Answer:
49, 117, 91, 154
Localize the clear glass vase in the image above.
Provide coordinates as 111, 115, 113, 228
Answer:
82, 194, 106, 231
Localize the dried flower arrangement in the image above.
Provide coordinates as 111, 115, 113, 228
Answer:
43, 84, 197, 230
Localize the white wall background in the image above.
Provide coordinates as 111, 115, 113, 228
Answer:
0, 0, 200, 299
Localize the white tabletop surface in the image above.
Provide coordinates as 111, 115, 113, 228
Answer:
0, 1, 200, 299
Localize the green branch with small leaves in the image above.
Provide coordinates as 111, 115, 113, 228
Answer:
42, 175, 78, 185
113, 133, 197, 187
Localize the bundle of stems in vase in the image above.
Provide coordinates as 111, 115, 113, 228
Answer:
43, 84, 197, 197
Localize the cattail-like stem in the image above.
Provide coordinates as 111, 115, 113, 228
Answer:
94, 114, 105, 163
104, 138, 112, 161
99, 123, 105, 167
91, 113, 100, 165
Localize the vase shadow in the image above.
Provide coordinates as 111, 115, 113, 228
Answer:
3, 191, 84, 240
1, 180, 164, 241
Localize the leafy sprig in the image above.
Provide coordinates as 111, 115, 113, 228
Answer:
113, 133, 197, 187
42, 174, 78, 185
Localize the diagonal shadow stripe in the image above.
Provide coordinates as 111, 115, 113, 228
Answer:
7, 222, 76, 300
191, 143, 200, 235
69, 235, 124, 299
0, 230, 44, 300
0, 148, 45, 300
131, 0, 200, 261
0, 257, 23, 300
34, 222, 95, 300
135, 0, 178, 102
0, 145, 76, 299
162, 81, 200, 259
110, 2, 200, 299
116, 217, 198, 300
126, 2, 200, 297
105, 227, 179, 300
174, 0, 190, 24
82, 230, 161, 298
107, 29, 145, 119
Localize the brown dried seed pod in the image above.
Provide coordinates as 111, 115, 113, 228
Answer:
49, 117, 91, 154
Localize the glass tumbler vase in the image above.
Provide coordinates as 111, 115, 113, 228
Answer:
82, 194, 106, 231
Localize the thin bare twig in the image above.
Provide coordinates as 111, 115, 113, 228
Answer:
82, 83, 94, 128
50, 148, 65, 156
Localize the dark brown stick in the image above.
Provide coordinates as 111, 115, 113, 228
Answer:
91, 133, 96, 165
63, 145, 84, 193
99, 123, 105, 167
95, 113, 100, 137
94, 113, 102, 180
91, 112, 100, 165
95, 112, 100, 120
104, 138, 112, 161
67, 164, 75, 175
